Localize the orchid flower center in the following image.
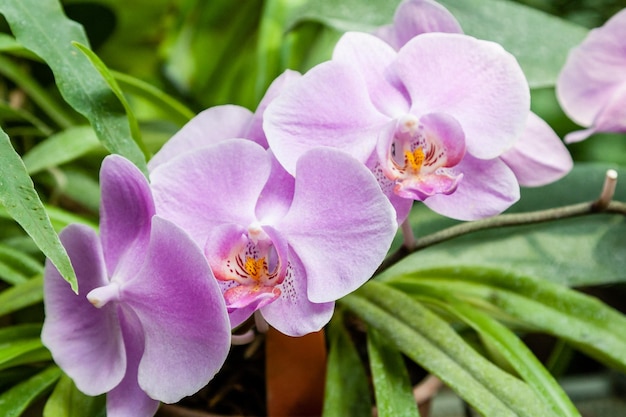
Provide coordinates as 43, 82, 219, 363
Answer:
381, 113, 466, 201
210, 224, 286, 312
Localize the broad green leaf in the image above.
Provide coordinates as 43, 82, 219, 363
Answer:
286, 0, 588, 87
343, 281, 557, 417
322, 313, 372, 417
0, 33, 39, 59
0, 275, 43, 318
384, 163, 626, 287
0, 365, 61, 417
424, 296, 579, 417
389, 270, 626, 374
0, 128, 76, 291
367, 328, 420, 417
0, 0, 148, 174
22, 126, 101, 175
43, 374, 106, 417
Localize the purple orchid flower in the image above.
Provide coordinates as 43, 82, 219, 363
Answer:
264, 30, 531, 221
557, 8, 626, 143
150, 139, 397, 336
41, 155, 231, 417
148, 70, 301, 170
376, 0, 572, 189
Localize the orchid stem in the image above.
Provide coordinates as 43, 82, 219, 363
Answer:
255, 310, 269, 333
401, 218, 417, 250
231, 329, 256, 345
378, 171, 626, 274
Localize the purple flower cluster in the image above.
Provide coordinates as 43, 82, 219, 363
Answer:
42, 1, 586, 416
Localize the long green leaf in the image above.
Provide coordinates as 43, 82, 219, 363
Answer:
0, 275, 43, 318
0, 244, 44, 277
43, 374, 106, 417
0, 365, 61, 417
390, 271, 626, 373
0, 128, 76, 291
322, 313, 372, 417
22, 126, 101, 175
0, 0, 148, 174
367, 328, 420, 417
424, 295, 579, 417
343, 281, 557, 417
72, 42, 149, 159
112, 71, 195, 127
0, 339, 43, 371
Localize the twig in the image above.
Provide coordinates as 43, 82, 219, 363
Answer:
377, 170, 626, 274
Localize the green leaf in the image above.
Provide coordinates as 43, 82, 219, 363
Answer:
0, 325, 50, 370
0, 275, 43, 318
384, 163, 626, 288
367, 328, 420, 417
112, 71, 194, 127
389, 270, 626, 374
0, 239, 42, 281
43, 374, 106, 417
0, 0, 148, 174
0, 128, 76, 291
286, 0, 588, 88
424, 296, 579, 417
22, 126, 101, 175
343, 281, 557, 417
0, 324, 42, 343
0, 365, 61, 417
322, 313, 372, 417
0, 339, 44, 372
0, 54, 77, 129
72, 42, 149, 159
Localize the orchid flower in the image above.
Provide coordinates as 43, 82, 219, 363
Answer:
148, 69, 301, 170
150, 139, 397, 336
264, 30, 531, 221
557, 8, 626, 143
375, 0, 572, 188
41, 155, 231, 417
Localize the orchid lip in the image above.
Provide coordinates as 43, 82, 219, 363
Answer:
380, 113, 465, 200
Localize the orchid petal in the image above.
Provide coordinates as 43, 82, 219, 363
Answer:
423, 155, 520, 220
106, 312, 159, 417
278, 148, 397, 303
100, 155, 154, 279
41, 224, 125, 396
151, 139, 270, 246
255, 151, 295, 223
375, 0, 463, 49
264, 60, 390, 174
260, 249, 335, 337
247, 70, 302, 149
501, 113, 573, 186
122, 216, 230, 403
396, 33, 529, 159
333, 32, 410, 116
556, 9, 626, 129
148, 105, 254, 170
